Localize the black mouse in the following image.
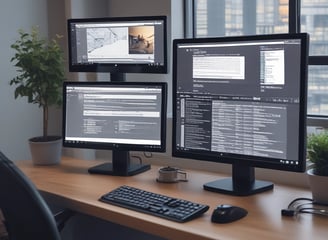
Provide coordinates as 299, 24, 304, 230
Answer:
211, 204, 248, 223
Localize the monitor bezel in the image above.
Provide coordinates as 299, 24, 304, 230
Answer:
62, 81, 167, 153
67, 15, 168, 74
172, 33, 309, 174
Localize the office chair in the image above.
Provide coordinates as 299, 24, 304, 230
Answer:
0, 151, 73, 240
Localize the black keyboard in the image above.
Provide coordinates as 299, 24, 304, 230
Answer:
99, 185, 209, 222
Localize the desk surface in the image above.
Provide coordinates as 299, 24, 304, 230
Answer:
16, 157, 327, 240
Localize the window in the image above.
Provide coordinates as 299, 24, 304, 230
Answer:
187, 0, 328, 125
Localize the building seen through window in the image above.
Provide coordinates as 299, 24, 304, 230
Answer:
192, 0, 328, 117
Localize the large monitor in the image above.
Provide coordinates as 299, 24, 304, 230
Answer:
63, 81, 167, 176
172, 33, 309, 196
67, 16, 167, 81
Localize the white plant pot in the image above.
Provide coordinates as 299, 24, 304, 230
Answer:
29, 137, 62, 165
307, 168, 328, 204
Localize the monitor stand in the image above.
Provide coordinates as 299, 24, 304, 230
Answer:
203, 164, 273, 196
88, 150, 150, 176
88, 72, 151, 176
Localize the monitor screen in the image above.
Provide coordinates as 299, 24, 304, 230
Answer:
63, 81, 167, 176
67, 16, 167, 74
172, 33, 309, 195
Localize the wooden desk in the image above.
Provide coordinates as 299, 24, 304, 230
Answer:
16, 157, 327, 240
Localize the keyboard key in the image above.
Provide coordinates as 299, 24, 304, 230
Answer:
100, 185, 209, 222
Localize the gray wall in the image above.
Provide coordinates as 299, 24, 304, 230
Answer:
107, 0, 184, 118
61, 1, 183, 239
0, 0, 49, 160
0, 0, 183, 161
0, 0, 112, 161
0, 1, 182, 239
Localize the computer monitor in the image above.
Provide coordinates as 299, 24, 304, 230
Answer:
67, 16, 167, 81
63, 81, 167, 176
172, 33, 309, 196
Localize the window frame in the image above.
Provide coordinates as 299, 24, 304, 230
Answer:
184, 0, 328, 127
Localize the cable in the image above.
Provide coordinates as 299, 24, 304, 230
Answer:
298, 207, 328, 216
130, 155, 142, 164
287, 197, 313, 209
281, 197, 328, 217
130, 152, 153, 165
143, 152, 153, 158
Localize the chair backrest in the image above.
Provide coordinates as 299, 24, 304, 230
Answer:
0, 151, 61, 240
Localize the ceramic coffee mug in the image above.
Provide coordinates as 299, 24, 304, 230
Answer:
156, 166, 188, 183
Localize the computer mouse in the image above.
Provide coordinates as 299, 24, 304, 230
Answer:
211, 204, 248, 224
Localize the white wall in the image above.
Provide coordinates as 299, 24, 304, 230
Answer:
0, 0, 49, 160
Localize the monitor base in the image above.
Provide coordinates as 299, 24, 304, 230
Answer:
88, 162, 150, 176
204, 178, 273, 196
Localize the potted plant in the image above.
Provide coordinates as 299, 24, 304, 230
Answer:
10, 27, 65, 165
307, 131, 328, 204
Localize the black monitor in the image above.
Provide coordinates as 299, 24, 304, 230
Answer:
63, 81, 167, 176
67, 16, 167, 81
172, 33, 309, 196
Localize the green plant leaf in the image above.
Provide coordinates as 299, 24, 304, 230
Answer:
307, 131, 328, 176
10, 26, 66, 138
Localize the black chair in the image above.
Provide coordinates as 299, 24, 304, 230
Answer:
0, 151, 73, 240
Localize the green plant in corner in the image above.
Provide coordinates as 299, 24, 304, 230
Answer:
10, 27, 65, 141
307, 131, 328, 176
